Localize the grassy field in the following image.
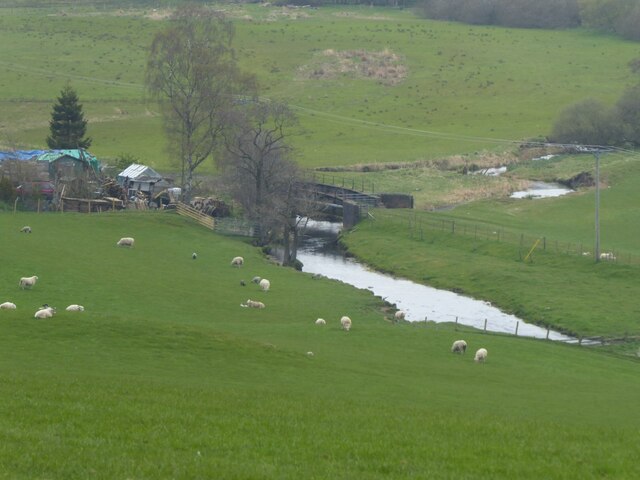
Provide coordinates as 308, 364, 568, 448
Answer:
340, 149, 640, 338
0, 211, 639, 478
0, 3, 638, 170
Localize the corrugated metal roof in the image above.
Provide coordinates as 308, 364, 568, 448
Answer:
118, 163, 162, 180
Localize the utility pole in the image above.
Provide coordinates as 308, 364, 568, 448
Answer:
594, 150, 600, 263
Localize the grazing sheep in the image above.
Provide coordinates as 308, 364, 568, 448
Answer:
65, 304, 85, 312
600, 252, 616, 261
20, 226, 32, 233
231, 256, 244, 267
240, 280, 246, 286
34, 306, 55, 319
315, 318, 326, 326
394, 310, 405, 322
241, 299, 265, 309
19, 275, 38, 289
117, 237, 135, 247
259, 278, 270, 292
474, 348, 488, 363
0, 302, 17, 309
192, 252, 197, 260
251, 276, 261, 284
451, 340, 467, 354
306, 351, 314, 357
340, 315, 352, 331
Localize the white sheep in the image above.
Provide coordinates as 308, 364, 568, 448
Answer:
451, 340, 467, 354
34, 306, 55, 319
231, 256, 244, 267
65, 304, 85, 312
117, 237, 135, 247
20, 226, 32, 233
251, 276, 261, 284
19, 275, 38, 289
259, 278, 270, 292
315, 318, 326, 326
340, 315, 352, 331
394, 310, 405, 322
0, 302, 17, 309
600, 252, 616, 261
241, 299, 265, 309
474, 348, 488, 363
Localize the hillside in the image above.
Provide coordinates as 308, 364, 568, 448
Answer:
0, 4, 637, 170
0, 211, 639, 477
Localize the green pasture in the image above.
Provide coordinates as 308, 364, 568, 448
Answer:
0, 211, 639, 477
0, 4, 638, 170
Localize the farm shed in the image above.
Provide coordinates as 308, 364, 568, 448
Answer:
34, 149, 101, 180
117, 163, 169, 198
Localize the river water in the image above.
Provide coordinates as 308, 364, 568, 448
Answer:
294, 219, 574, 342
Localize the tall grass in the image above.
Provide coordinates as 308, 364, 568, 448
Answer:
0, 211, 639, 477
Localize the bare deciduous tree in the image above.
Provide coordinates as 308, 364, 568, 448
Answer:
146, 4, 255, 199
219, 100, 318, 266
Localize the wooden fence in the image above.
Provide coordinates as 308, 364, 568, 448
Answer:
176, 202, 214, 230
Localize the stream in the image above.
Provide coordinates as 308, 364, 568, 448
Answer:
291, 219, 575, 342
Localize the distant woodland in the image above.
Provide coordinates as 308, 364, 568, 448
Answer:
295, 0, 638, 42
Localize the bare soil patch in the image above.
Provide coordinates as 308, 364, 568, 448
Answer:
298, 48, 407, 86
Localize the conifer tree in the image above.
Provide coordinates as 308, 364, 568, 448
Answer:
46, 85, 92, 149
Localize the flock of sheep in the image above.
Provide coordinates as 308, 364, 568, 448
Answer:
450, 339, 488, 363
7, 228, 490, 364
231, 255, 489, 363
0, 228, 132, 319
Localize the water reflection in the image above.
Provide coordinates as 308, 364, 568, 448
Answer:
510, 181, 573, 199
295, 220, 573, 341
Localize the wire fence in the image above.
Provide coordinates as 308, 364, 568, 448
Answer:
369, 209, 640, 266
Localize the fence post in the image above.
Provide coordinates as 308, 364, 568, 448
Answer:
483, 319, 487, 333
455, 316, 458, 331
546, 327, 550, 340
451, 221, 455, 234
543, 237, 546, 250
515, 321, 519, 336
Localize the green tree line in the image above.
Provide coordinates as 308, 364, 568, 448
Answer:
418, 0, 640, 40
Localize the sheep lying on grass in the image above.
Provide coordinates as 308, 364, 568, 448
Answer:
340, 316, 352, 331
451, 340, 467, 354
315, 318, 326, 326
231, 256, 244, 267
65, 304, 85, 312
0, 302, 17, 309
117, 237, 135, 247
259, 278, 270, 292
241, 299, 265, 309
394, 310, 405, 322
19, 276, 38, 289
34, 306, 56, 319
20, 226, 32, 233
474, 348, 488, 363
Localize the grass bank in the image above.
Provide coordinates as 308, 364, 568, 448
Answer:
1, 211, 639, 477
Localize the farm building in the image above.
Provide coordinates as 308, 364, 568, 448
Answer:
34, 149, 101, 180
0, 149, 100, 184
117, 163, 170, 199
